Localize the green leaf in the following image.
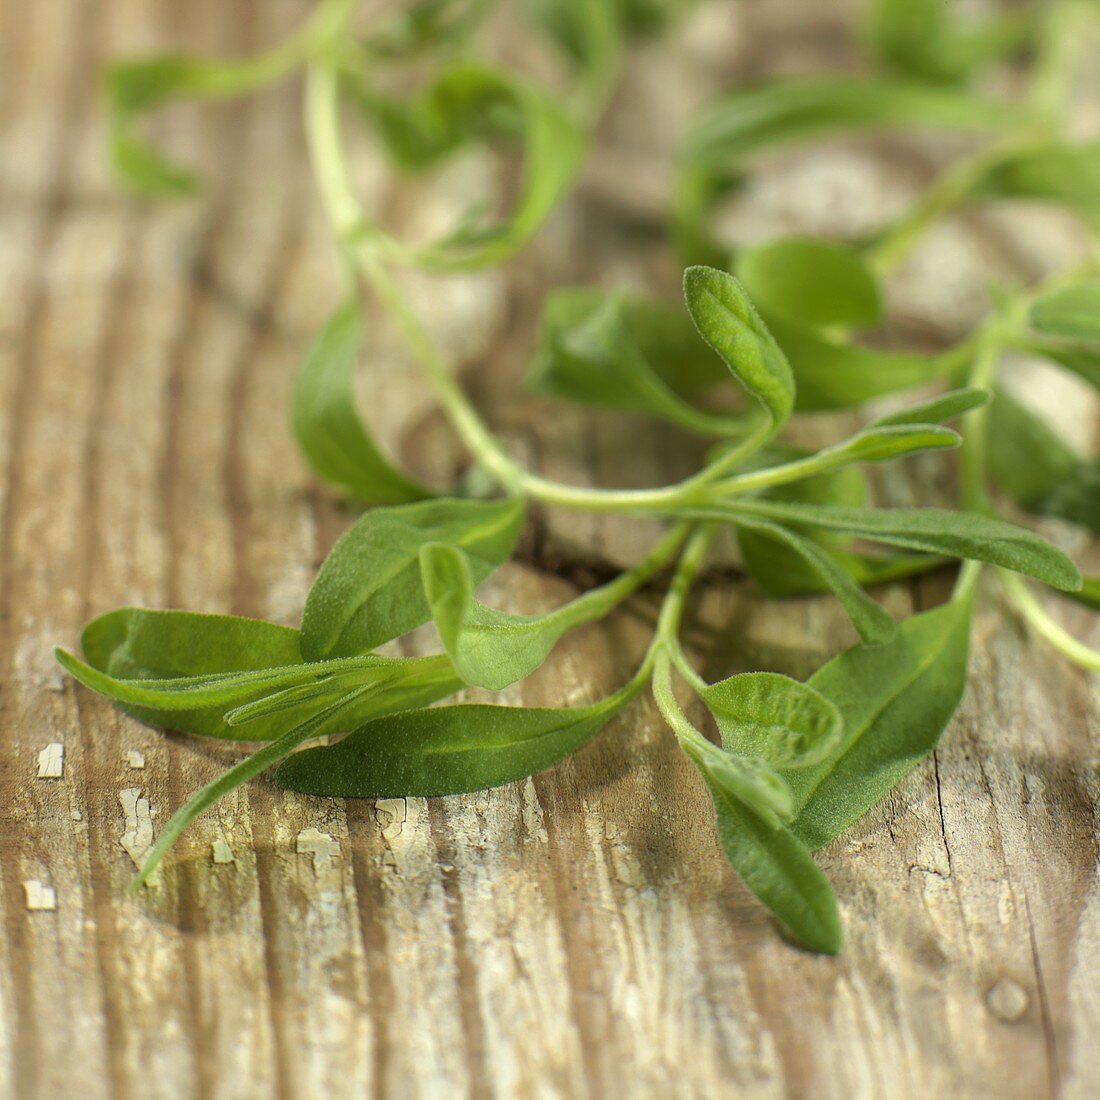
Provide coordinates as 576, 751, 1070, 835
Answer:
525, 288, 743, 433
676, 76, 1014, 265
712, 499, 1082, 592
683, 78, 1013, 169
1030, 281, 1100, 346
977, 142, 1100, 231
734, 458, 944, 598
352, 62, 585, 270
682, 266, 795, 431
526, 289, 744, 434
421, 542, 618, 690
743, 540, 943, 599
300, 497, 525, 660
56, 644, 462, 742
762, 312, 961, 412
987, 390, 1100, 534
733, 516, 898, 645
275, 688, 633, 797
790, 599, 971, 849
871, 387, 989, 426
78, 606, 303, 680
701, 672, 843, 768
735, 237, 883, 328
105, 47, 307, 195
699, 766, 841, 953
1021, 337, 1100, 393
867, 0, 1031, 86
131, 684, 378, 889
698, 749, 796, 828
733, 424, 961, 490
292, 301, 436, 503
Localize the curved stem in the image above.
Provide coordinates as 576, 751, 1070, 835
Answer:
656, 525, 716, 642
305, 59, 772, 514
306, 61, 526, 492
558, 522, 691, 621
1000, 570, 1100, 672
868, 133, 1044, 278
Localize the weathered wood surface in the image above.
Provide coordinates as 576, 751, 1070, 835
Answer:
2, 1, 1098, 1097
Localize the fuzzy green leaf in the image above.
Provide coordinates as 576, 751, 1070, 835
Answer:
762, 312, 961, 412
56, 644, 461, 742
713, 499, 1082, 592
526, 289, 744, 434
78, 606, 303, 680
420, 542, 620, 690
871, 387, 989, 426
735, 424, 961, 490
682, 266, 795, 431
988, 390, 1100, 534
790, 599, 972, 849
736, 237, 883, 328
733, 516, 898, 645
275, 690, 632, 797
292, 302, 436, 504
301, 497, 525, 660
1030, 281, 1100, 346
353, 62, 585, 270
702, 672, 844, 768
699, 765, 841, 953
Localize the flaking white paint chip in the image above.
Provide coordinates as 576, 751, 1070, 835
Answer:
23, 881, 57, 911
211, 840, 235, 865
374, 798, 407, 841
126, 749, 146, 770
297, 827, 340, 872
36, 742, 64, 779
119, 788, 154, 869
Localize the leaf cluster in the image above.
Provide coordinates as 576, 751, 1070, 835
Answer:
67, 0, 1099, 953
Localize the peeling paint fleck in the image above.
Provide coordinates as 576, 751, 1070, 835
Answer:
297, 827, 340, 873
375, 798, 406, 841
23, 881, 57, 911
212, 840, 235, 865
36, 742, 64, 779
119, 788, 154, 870
126, 749, 146, 770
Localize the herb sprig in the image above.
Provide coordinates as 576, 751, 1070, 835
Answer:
61, 0, 1098, 952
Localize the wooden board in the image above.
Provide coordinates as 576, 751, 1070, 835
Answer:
1, 1, 1097, 1097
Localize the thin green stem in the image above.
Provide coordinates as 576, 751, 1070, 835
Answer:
305, 57, 772, 514
652, 648, 713, 757
656, 525, 716, 642
305, 60, 526, 491
130, 685, 375, 891
1029, 0, 1093, 119
867, 131, 1047, 279
958, 320, 1004, 515
669, 638, 709, 696
1000, 571, 1100, 672
557, 522, 691, 624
